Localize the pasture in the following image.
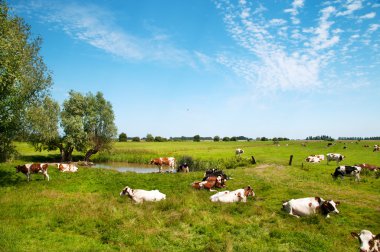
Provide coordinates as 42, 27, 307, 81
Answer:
0, 141, 379, 251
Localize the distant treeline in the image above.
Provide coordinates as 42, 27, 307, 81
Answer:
305, 135, 334, 141
337, 136, 380, 140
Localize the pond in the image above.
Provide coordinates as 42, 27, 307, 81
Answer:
93, 162, 176, 173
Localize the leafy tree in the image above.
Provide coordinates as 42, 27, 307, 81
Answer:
146, 133, 154, 142
213, 136, 220, 142
230, 136, 237, 141
222, 137, 230, 142
193, 135, 200, 142
131, 137, 140, 142
0, 1, 52, 161
119, 132, 127, 142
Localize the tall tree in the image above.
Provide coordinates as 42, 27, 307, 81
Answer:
0, 1, 52, 161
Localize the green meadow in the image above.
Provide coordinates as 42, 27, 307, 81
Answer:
0, 141, 379, 251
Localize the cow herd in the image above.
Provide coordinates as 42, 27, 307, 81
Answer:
13, 146, 379, 252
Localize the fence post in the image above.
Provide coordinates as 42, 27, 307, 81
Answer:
251, 156, 256, 164
289, 155, 293, 166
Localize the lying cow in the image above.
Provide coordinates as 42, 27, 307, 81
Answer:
210, 186, 255, 203
150, 157, 176, 173
282, 197, 340, 218
192, 176, 225, 191
305, 155, 321, 163
327, 153, 345, 165
374, 145, 380, 152
351, 230, 380, 252
315, 154, 325, 160
203, 169, 230, 181
331, 165, 362, 182
15, 163, 49, 181
119, 186, 166, 203
356, 163, 379, 171
57, 163, 78, 172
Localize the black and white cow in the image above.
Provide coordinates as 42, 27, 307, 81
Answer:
351, 230, 380, 252
331, 165, 362, 182
282, 197, 340, 218
327, 153, 345, 165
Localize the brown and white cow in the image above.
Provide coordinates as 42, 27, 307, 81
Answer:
192, 176, 225, 191
282, 197, 340, 218
57, 163, 78, 172
356, 163, 379, 171
351, 230, 380, 252
15, 163, 49, 181
150, 157, 176, 173
305, 155, 321, 163
210, 186, 255, 203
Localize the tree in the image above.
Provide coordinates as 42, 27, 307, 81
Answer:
0, 1, 52, 161
222, 137, 230, 142
213, 136, 220, 142
193, 135, 200, 142
119, 132, 127, 142
131, 137, 140, 142
146, 133, 154, 142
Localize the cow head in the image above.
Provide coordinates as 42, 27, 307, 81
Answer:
321, 200, 340, 217
244, 186, 255, 197
15, 165, 22, 173
351, 230, 380, 252
120, 186, 133, 197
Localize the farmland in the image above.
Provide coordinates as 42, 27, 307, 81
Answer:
0, 140, 379, 251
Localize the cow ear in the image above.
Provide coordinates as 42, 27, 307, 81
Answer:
351, 232, 359, 238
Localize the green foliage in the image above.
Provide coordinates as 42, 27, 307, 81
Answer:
222, 137, 230, 141
213, 136, 220, 142
131, 137, 140, 142
0, 1, 52, 161
193, 134, 200, 142
154, 136, 167, 142
145, 133, 154, 142
118, 133, 127, 142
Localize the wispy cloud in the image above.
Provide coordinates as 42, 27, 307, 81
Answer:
214, 0, 379, 94
14, 0, 205, 68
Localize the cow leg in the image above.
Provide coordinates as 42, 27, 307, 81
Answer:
44, 172, 50, 181
159, 166, 162, 173
26, 173, 30, 182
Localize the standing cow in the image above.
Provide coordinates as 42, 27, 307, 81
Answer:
15, 163, 50, 181
331, 165, 362, 182
235, 148, 244, 158
327, 153, 345, 165
150, 157, 176, 173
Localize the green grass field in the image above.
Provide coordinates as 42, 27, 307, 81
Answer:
0, 141, 379, 251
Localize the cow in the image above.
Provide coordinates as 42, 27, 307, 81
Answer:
305, 155, 321, 163
351, 230, 380, 252
15, 163, 50, 181
331, 165, 362, 182
327, 153, 345, 165
210, 186, 255, 203
177, 163, 189, 173
150, 157, 176, 173
235, 148, 244, 157
203, 169, 230, 181
192, 176, 225, 191
282, 197, 340, 218
356, 163, 379, 171
374, 145, 380, 152
119, 186, 166, 203
315, 154, 325, 160
57, 163, 78, 172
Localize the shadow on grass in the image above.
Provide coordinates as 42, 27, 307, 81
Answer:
19, 154, 83, 163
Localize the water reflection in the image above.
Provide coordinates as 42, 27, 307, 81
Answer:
94, 162, 175, 173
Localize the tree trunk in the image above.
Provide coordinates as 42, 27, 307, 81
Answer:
84, 148, 98, 162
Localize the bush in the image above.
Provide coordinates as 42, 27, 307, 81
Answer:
118, 133, 127, 142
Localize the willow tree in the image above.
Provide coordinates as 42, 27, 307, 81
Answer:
0, 0, 52, 161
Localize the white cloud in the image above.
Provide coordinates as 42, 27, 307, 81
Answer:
368, 24, 380, 32
284, 0, 305, 24
360, 12, 376, 19
337, 0, 363, 16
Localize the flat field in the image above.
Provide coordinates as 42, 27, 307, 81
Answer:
0, 141, 379, 251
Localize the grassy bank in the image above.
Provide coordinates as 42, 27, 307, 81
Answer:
0, 141, 379, 251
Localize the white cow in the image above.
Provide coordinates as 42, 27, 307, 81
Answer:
315, 154, 325, 160
327, 153, 345, 165
351, 230, 380, 252
305, 156, 321, 163
57, 163, 78, 172
119, 186, 166, 203
210, 186, 255, 203
282, 197, 340, 218
235, 148, 244, 157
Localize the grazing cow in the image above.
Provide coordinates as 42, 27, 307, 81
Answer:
351, 230, 380, 252
356, 163, 379, 171
327, 153, 345, 165
150, 157, 176, 173
235, 148, 244, 157
177, 163, 189, 173
305, 155, 321, 163
374, 145, 380, 152
15, 163, 49, 181
119, 186, 166, 203
210, 186, 255, 203
192, 176, 224, 191
282, 197, 340, 218
331, 165, 362, 182
57, 163, 78, 172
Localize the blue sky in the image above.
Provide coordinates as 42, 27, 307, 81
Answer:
9, 0, 380, 139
